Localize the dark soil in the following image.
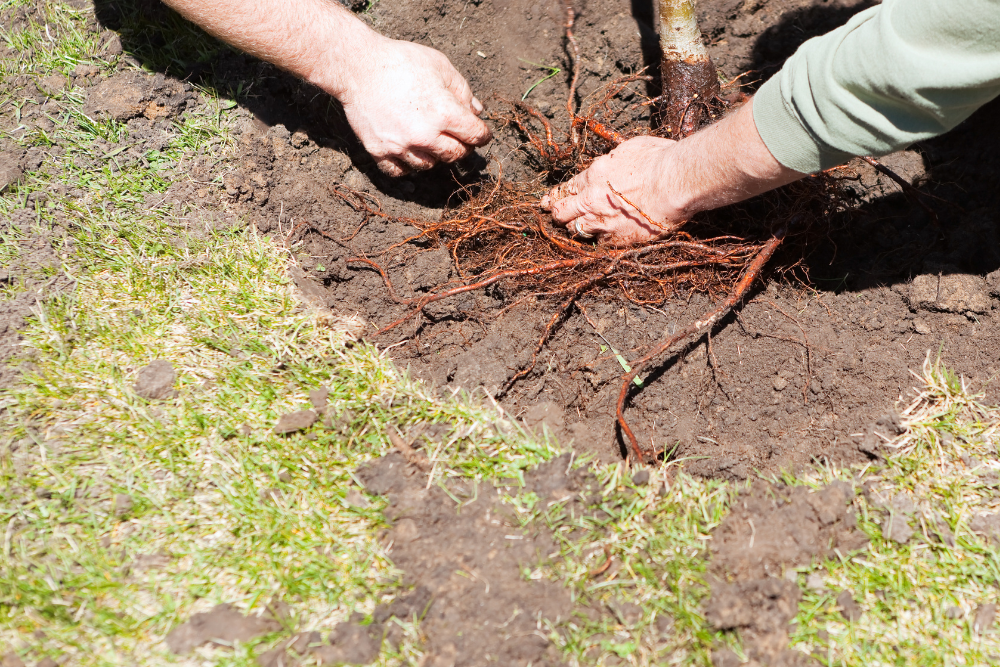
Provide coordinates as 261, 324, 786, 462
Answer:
167, 0, 1000, 478
705, 480, 868, 666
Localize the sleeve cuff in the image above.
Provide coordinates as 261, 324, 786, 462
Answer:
753, 76, 855, 174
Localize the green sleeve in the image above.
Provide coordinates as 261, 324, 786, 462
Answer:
752, 0, 1000, 174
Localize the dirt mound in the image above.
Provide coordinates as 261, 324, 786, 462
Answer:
705, 480, 868, 665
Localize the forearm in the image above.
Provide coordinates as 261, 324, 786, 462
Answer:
160, 0, 379, 98
754, 0, 1000, 173
664, 99, 804, 219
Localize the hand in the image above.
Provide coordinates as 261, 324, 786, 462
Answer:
337, 37, 492, 176
541, 136, 687, 245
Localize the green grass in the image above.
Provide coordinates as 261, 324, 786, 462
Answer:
5, 1, 1000, 666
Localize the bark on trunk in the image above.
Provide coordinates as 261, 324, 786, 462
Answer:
658, 0, 719, 136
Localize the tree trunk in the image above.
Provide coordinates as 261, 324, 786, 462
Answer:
658, 0, 719, 137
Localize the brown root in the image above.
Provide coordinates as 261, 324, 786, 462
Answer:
616, 229, 786, 463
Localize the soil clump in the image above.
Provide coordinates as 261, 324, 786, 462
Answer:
166, 603, 285, 655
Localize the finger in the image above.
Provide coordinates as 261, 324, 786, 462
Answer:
568, 215, 601, 239
402, 149, 437, 171
425, 133, 473, 164
441, 103, 492, 147
376, 157, 410, 177
442, 66, 477, 110
550, 194, 596, 225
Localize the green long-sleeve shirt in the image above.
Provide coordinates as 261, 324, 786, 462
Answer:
753, 0, 1000, 174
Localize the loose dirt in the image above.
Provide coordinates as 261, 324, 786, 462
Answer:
354, 450, 598, 667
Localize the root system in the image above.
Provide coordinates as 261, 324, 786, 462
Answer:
289, 0, 867, 464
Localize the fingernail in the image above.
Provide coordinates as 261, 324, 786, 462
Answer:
472, 97, 484, 114
540, 195, 550, 209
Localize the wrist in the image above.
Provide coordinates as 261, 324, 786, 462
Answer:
653, 144, 702, 221
300, 6, 385, 100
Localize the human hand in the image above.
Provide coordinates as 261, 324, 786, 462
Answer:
541, 136, 687, 245
336, 37, 492, 176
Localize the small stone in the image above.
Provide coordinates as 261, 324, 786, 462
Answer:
836, 590, 863, 622
36, 657, 58, 667
277, 471, 292, 483
944, 605, 964, 619
631, 469, 650, 486
0, 653, 25, 667
113, 493, 134, 517
273, 410, 317, 434
913, 318, 931, 335
133, 360, 177, 400
772, 375, 788, 391
974, 603, 997, 634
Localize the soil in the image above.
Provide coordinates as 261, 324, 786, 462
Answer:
250, 450, 624, 666
705, 480, 868, 666
155, 0, 1000, 477
165, 603, 285, 655
355, 451, 591, 667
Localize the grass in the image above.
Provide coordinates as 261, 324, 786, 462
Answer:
783, 357, 1000, 665
4, 1, 1000, 666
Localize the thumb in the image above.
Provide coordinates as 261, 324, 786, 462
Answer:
550, 194, 593, 225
